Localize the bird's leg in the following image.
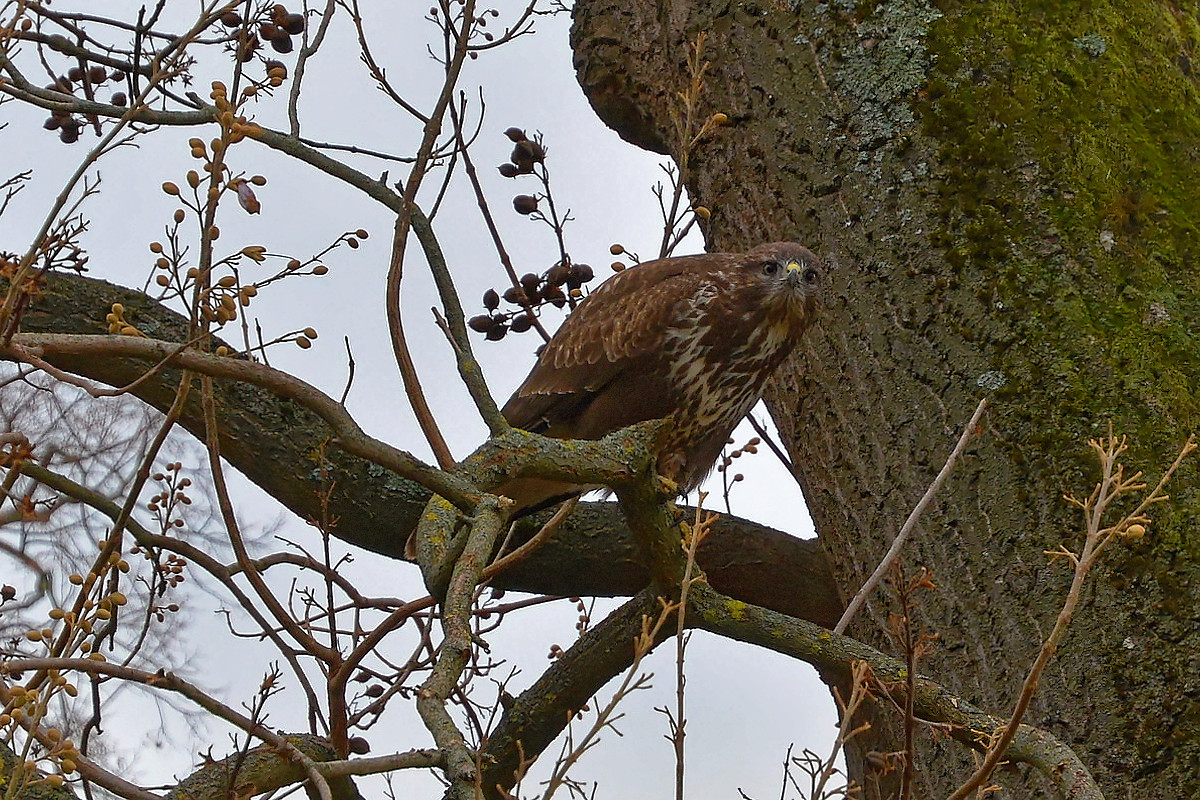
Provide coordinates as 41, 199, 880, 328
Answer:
655, 474, 680, 498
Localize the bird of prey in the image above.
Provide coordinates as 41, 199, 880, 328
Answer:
500, 241, 824, 509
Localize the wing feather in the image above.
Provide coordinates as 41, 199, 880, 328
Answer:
501, 252, 736, 433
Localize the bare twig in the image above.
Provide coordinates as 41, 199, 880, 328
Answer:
946, 430, 1196, 800
835, 397, 988, 635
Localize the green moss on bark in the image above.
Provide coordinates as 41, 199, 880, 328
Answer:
917, 1, 1200, 780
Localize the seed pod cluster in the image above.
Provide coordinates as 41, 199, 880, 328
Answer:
716, 436, 761, 484
42, 65, 127, 143
468, 260, 594, 341
226, 4, 306, 63
497, 127, 546, 179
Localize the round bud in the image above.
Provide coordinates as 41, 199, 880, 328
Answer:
111, 92, 128, 106
468, 315, 493, 333
545, 264, 570, 286
89, 66, 108, 84
504, 126, 527, 142
512, 195, 538, 215
271, 34, 294, 53
511, 314, 533, 333
282, 13, 306, 34
511, 140, 537, 169
162, 181, 180, 196
609, 243, 624, 255
482, 288, 500, 310
543, 286, 566, 308
220, 10, 243, 26
498, 163, 520, 178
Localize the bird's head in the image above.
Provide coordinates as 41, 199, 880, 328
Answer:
743, 241, 824, 326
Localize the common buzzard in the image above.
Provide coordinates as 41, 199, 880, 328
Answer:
501, 241, 824, 509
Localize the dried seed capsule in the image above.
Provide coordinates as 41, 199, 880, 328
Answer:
512, 195, 538, 215
545, 264, 570, 286
282, 13, 305, 34
544, 286, 566, 307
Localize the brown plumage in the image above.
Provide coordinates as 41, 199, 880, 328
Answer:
500, 242, 824, 510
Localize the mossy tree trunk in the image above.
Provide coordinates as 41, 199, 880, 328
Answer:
572, 0, 1200, 796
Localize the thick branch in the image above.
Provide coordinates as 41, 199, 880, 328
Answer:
12, 271, 843, 624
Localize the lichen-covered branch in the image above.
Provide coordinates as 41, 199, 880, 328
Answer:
686, 583, 1103, 800
11, 271, 842, 621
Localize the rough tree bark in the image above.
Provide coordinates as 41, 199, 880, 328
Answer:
572, 0, 1200, 796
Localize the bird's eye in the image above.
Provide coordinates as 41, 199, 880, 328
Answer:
802, 267, 819, 284
762, 262, 779, 275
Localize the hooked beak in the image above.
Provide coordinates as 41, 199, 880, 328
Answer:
783, 259, 804, 286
